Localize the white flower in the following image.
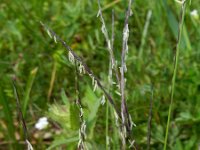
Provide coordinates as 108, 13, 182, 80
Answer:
190, 9, 199, 20
35, 117, 49, 130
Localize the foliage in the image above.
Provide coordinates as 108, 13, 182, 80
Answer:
0, 0, 200, 149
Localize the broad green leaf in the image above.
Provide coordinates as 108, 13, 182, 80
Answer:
162, 0, 191, 50
174, 139, 183, 150
82, 86, 101, 138
70, 104, 79, 130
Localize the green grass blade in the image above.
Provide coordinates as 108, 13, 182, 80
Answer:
47, 137, 78, 150
138, 10, 152, 59
0, 85, 15, 149
22, 67, 38, 117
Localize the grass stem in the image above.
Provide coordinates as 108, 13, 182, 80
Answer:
163, 1, 187, 150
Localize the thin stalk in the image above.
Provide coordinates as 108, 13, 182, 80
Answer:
163, 1, 187, 150
12, 81, 33, 150
75, 62, 86, 150
106, 9, 115, 150
22, 67, 38, 117
48, 62, 57, 101
13, 81, 28, 140
110, 9, 120, 149
106, 100, 109, 150
111, 108, 120, 149
147, 86, 154, 150
97, 0, 120, 87
138, 10, 152, 59
120, 0, 133, 148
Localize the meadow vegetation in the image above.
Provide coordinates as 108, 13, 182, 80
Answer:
0, 0, 200, 149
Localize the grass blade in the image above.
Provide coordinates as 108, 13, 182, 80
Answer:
48, 62, 56, 101
22, 67, 38, 117
138, 10, 152, 59
47, 137, 78, 150
0, 85, 16, 149
147, 86, 154, 150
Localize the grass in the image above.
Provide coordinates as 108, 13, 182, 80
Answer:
22, 67, 38, 117
164, 1, 187, 150
0, 85, 16, 150
0, 0, 200, 149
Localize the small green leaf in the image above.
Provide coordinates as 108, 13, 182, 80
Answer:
47, 136, 78, 150
70, 104, 79, 130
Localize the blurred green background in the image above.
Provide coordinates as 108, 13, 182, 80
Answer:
0, 0, 200, 149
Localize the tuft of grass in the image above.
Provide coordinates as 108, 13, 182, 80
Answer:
0, 85, 16, 150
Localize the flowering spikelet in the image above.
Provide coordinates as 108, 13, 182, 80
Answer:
123, 24, 129, 54
101, 95, 106, 105
128, 139, 135, 148
113, 110, 119, 127
46, 29, 52, 39
26, 140, 34, 150
53, 35, 57, 43
97, 10, 101, 17
115, 90, 121, 96
93, 80, 98, 92
79, 63, 86, 74
80, 107, 84, 117
68, 51, 75, 64
77, 120, 87, 149
129, 114, 136, 130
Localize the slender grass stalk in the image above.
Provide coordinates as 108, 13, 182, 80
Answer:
138, 10, 152, 59
12, 81, 33, 150
106, 100, 109, 150
163, 1, 187, 150
110, 10, 120, 149
111, 108, 120, 149
75, 62, 86, 150
147, 86, 154, 150
48, 62, 56, 101
96, 3, 118, 148
97, 0, 120, 87
106, 9, 115, 150
120, 0, 133, 148
22, 67, 38, 117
